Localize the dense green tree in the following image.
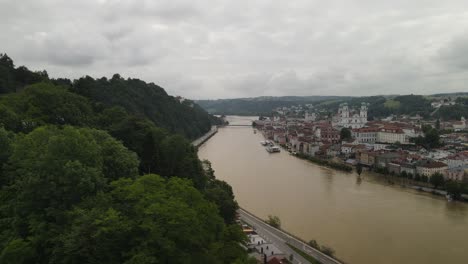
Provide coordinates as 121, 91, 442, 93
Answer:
425, 128, 440, 148
445, 181, 463, 200
411, 128, 440, 149
320, 245, 336, 257
51, 174, 244, 264
266, 215, 281, 228
0, 126, 138, 259
0, 127, 14, 186
0, 83, 94, 132
356, 164, 363, 176
436, 104, 468, 121
429, 173, 445, 189
0, 239, 35, 264
72, 76, 219, 139
308, 240, 319, 249
340, 127, 352, 141
201, 160, 239, 223
0, 55, 246, 263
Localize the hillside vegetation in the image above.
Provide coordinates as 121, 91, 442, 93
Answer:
0, 54, 253, 264
197, 96, 349, 115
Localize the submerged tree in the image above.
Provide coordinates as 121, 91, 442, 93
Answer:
266, 215, 281, 228
356, 164, 363, 177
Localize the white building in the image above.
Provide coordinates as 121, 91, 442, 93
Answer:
416, 161, 448, 177
376, 127, 408, 144
332, 102, 368, 129
352, 127, 378, 143
305, 112, 316, 121
444, 151, 468, 168
446, 166, 467, 182
452, 117, 466, 131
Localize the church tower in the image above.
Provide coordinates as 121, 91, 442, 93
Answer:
341, 103, 349, 118
360, 102, 368, 121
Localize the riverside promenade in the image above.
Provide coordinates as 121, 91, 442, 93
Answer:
192, 126, 218, 147
239, 208, 343, 264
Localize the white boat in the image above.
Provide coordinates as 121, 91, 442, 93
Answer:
266, 146, 281, 153
446, 194, 453, 202
260, 141, 267, 146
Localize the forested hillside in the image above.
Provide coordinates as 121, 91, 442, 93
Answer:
0, 54, 253, 263
0, 53, 220, 139
197, 96, 348, 115
72, 75, 221, 139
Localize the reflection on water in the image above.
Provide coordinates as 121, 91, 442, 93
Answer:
199, 116, 468, 264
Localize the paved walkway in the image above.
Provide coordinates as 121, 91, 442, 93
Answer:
239, 208, 342, 264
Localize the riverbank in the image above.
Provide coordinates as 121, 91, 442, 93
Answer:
365, 172, 468, 202
294, 153, 353, 172
192, 126, 218, 147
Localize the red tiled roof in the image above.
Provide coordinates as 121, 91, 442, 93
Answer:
267, 257, 283, 264
418, 161, 447, 168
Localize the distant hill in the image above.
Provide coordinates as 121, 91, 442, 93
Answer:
197, 93, 468, 121
196, 96, 350, 115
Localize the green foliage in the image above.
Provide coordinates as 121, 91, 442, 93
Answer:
202, 160, 239, 223
197, 96, 347, 116
0, 83, 93, 132
266, 215, 281, 228
72, 75, 219, 139
52, 174, 243, 264
286, 243, 321, 264
445, 181, 463, 200
308, 240, 319, 249
320, 245, 336, 257
356, 164, 363, 176
340, 127, 352, 141
0, 126, 139, 248
410, 128, 440, 149
436, 104, 468, 121
455, 96, 468, 105
0, 127, 14, 174
296, 153, 353, 172
0, 239, 35, 264
0, 53, 49, 94
0, 55, 247, 263
429, 173, 445, 189
384, 99, 400, 110
0, 82, 209, 189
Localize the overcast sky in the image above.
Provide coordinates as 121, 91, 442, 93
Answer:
1, 0, 468, 99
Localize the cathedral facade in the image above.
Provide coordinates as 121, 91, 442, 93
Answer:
332, 102, 368, 129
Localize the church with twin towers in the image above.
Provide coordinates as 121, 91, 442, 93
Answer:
332, 102, 369, 129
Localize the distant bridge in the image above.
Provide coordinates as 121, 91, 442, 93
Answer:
224, 124, 252, 127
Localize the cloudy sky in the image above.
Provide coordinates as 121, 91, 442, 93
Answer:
1, 0, 468, 99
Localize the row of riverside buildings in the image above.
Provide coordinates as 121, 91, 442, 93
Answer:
255, 103, 468, 183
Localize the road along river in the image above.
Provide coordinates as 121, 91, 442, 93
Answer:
198, 116, 468, 264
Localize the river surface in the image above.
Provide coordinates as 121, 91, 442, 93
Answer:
198, 116, 468, 264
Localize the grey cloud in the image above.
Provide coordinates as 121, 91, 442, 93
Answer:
1, 0, 468, 98
438, 34, 468, 70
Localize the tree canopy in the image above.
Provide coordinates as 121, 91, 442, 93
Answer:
0, 55, 247, 263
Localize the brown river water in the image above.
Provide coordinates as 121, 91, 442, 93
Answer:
198, 116, 468, 264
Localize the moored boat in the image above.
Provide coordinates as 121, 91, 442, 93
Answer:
266, 146, 281, 153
